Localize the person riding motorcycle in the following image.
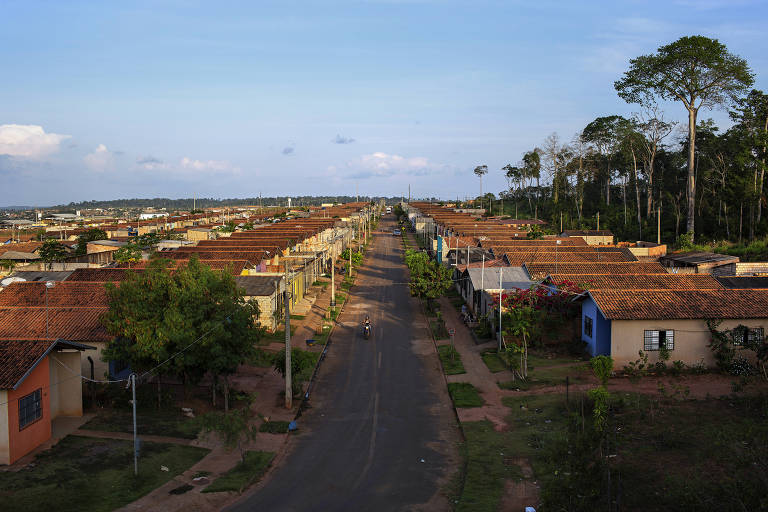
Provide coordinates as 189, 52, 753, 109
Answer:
363, 315, 372, 337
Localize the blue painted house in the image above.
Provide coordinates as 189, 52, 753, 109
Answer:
580, 294, 611, 357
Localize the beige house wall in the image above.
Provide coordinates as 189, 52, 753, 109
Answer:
49, 352, 84, 418
610, 318, 766, 368
0, 391, 8, 465
78, 342, 108, 379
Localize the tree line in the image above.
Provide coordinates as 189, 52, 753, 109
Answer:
476, 35, 766, 245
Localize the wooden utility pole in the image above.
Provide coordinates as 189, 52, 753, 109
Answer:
597, 211, 600, 231
657, 207, 661, 245
284, 261, 292, 409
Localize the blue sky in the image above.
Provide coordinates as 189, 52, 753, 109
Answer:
1, 0, 767, 206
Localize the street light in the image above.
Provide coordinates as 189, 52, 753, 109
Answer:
555, 239, 561, 274
45, 281, 55, 338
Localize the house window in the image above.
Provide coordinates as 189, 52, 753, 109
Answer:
644, 330, 674, 351
584, 316, 593, 338
19, 388, 43, 430
732, 327, 764, 346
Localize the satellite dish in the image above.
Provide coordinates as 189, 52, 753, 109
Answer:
0, 277, 26, 287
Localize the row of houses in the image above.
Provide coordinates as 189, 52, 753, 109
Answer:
407, 202, 768, 371
0, 202, 372, 465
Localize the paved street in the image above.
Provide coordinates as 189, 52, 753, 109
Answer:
228, 216, 460, 512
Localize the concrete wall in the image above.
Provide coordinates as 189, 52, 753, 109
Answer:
610, 318, 767, 367
78, 342, 108, 379
49, 351, 84, 418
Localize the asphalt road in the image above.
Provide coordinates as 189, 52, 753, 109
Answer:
228, 215, 460, 512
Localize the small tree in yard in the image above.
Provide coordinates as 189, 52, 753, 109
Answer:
112, 243, 143, 268
38, 239, 67, 269
200, 394, 259, 463
102, 256, 261, 411
504, 305, 536, 380
404, 250, 452, 311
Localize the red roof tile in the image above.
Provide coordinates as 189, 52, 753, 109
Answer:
590, 289, 768, 320
0, 307, 110, 341
0, 281, 110, 307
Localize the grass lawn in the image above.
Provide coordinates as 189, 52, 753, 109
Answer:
248, 348, 275, 368
1, 435, 209, 512
289, 314, 306, 321
481, 350, 507, 373
82, 408, 200, 439
437, 344, 466, 375
260, 325, 298, 344
202, 451, 274, 494
430, 319, 448, 340
498, 390, 768, 511
447, 382, 484, 408
456, 420, 524, 512
498, 358, 591, 390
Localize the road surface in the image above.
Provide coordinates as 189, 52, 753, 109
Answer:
228, 215, 460, 511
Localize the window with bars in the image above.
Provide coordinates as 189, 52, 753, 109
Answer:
643, 330, 674, 351
19, 388, 42, 430
584, 316, 593, 338
732, 326, 764, 346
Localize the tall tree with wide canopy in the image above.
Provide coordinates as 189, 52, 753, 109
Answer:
615, 35, 753, 240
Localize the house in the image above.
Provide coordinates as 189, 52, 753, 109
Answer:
0, 282, 113, 378
579, 289, 768, 367
458, 267, 532, 317
0, 339, 94, 465
234, 275, 284, 331
560, 229, 614, 245
659, 251, 739, 274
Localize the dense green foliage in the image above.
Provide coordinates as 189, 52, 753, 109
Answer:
38, 239, 67, 267
478, 36, 766, 245
102, 256, 261, 393
404, 249, 453, 305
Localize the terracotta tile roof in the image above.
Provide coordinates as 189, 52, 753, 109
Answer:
0, 307, 110, 341
589, 289, 768, 320
65, 268, 139, 282
0, 281, 110, 307
524, 262, 666, 280
162, 250, 266, 264
455, 259, 507, 272
0, 340, 53, 389
505, 251, 635, 266
117, 259, 249, 275
0, 339, 96, 389
549, 273, 723, 290
0, 241, 43, 254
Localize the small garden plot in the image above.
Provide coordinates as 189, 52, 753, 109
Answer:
437, 344, 466, 375
447, 382, 484, 408
481, 350, 507, 373
202, 451, 274, 493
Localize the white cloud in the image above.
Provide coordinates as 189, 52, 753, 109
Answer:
84, 144, 115, 172
0, 124, 71, 158
180, 157, 238, 173
346, 152, 444, 179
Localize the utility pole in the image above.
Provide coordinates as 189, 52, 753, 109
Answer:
657, 207, 661, 245
597, 211, 600, 231
560, 211, 563, 233
131, 373, 138, 476
498, 269, 503, 351
330, 240, 336, 307
284, 261, 292, 409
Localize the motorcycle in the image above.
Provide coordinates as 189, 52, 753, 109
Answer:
363, 323, 371, 339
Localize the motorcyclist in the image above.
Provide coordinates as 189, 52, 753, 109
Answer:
363, 315, 372, 334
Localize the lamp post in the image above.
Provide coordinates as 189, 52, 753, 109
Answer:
555, 239, 561, 274
45, 281, 55, 338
